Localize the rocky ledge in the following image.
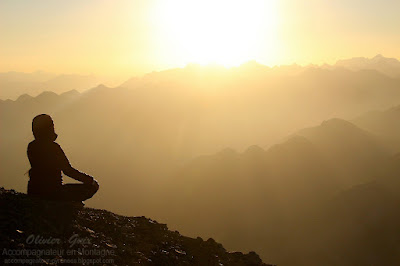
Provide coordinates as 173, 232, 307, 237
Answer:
0, 188, 272, 265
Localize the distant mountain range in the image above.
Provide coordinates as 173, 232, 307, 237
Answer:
160, 109, 400, 265
2, 64, 400, 161
1, 55, 400, 100
1, 57, 400, 265
0, 71, 104, 100
335, 54, 400, 78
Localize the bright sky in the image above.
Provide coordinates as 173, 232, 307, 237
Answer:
1, 0, 399, 77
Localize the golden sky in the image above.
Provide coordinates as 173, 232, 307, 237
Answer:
1, 0, 399, 77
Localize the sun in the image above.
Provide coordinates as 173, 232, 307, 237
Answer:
153, 0, 279, 67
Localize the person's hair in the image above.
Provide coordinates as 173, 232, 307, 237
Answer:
32, 114, 58, 141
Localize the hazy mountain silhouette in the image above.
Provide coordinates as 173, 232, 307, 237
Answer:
335, 54, 400, 78
0, 71, 103, 100
309, 153, 400, 265
3, 54, 399, 101
354, 104, 400, 151
295, 118, 388, 185
120, 62, 400, 151
158, 116, 400, 265
2, 62, 400, 265
1, 66, 400, 208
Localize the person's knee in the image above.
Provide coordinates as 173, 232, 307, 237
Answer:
88, 181, 99, 197
92, 183, 99, 194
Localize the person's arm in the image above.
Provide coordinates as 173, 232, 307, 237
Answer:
56, 144, 94, 184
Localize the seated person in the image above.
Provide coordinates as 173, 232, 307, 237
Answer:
27, 114, 99, 203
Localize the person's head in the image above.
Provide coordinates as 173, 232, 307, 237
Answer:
32, 114, 58, 141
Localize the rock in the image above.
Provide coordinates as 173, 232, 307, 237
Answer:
0, 187, 272, 265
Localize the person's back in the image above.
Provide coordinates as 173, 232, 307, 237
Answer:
28, 140, 64, 195
27, 114, 99, 202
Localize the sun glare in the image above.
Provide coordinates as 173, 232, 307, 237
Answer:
153, 0, 279, 67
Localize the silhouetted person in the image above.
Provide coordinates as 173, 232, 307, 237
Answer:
27, 114, 99, 203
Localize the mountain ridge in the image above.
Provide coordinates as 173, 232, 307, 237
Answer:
335, 54, 400, 77
3, 54, 400, 100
